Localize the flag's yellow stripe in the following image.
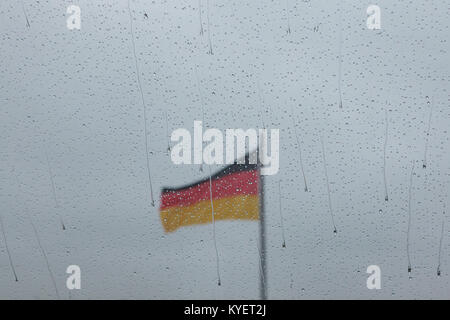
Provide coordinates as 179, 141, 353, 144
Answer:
160, 194, 259, 233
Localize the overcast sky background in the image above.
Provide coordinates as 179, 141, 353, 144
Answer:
1, 0, 449, 299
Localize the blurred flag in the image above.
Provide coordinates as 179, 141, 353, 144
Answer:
159, 155, 260, 233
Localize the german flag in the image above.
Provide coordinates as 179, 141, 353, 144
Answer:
159, 156, 260, 233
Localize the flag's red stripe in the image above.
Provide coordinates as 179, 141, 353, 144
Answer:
160, 170, 259, 210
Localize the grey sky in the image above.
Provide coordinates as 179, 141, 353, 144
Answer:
0, 0, 449, 299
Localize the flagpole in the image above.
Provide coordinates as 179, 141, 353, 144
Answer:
257, 128, 267, 300
259, 171, 267, 300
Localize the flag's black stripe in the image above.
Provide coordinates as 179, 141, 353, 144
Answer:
162, 160, 258, 193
